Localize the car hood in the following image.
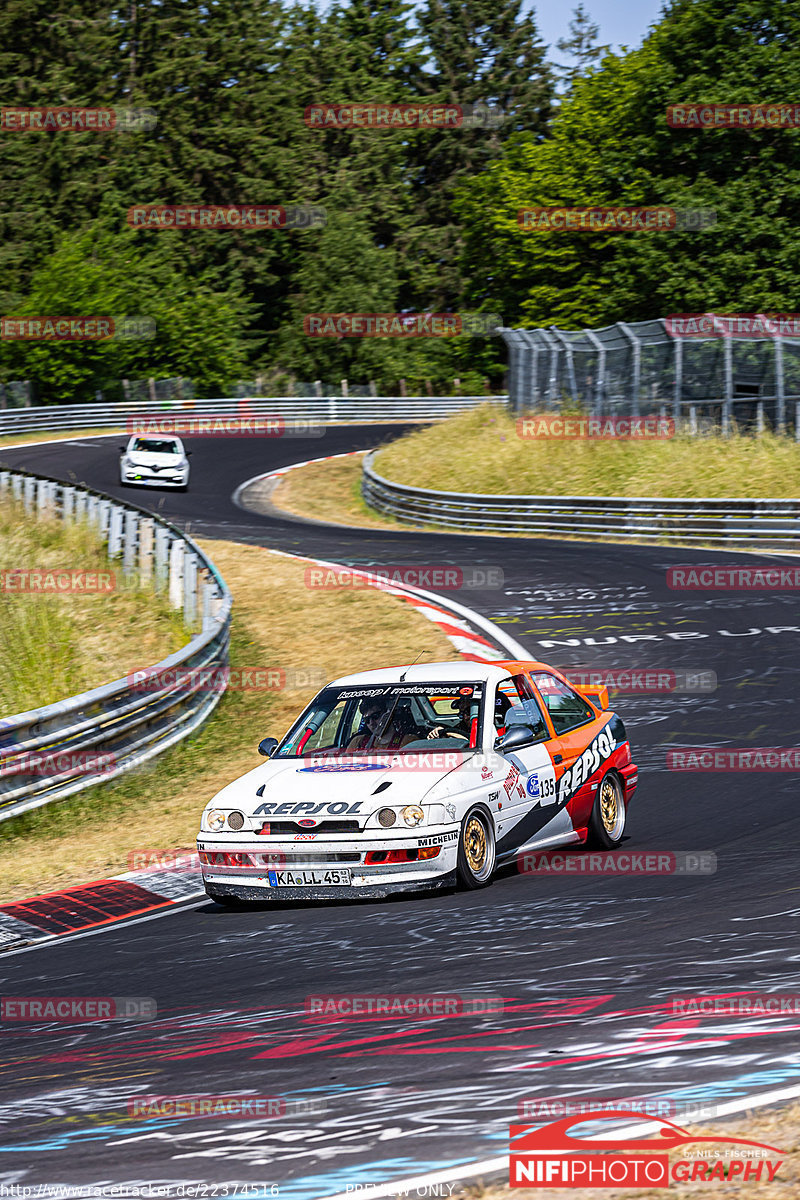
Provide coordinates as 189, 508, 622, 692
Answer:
125, 451, 183, 466
203, 754, 479, 826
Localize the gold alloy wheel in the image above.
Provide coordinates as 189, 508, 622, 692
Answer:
464, 815, 487, 873
599, 775, 624, 839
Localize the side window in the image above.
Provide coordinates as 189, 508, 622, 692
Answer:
494, 676, 549, 742
531, 672, 594, 735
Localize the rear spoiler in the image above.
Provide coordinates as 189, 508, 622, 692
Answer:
575, 683, 609, 710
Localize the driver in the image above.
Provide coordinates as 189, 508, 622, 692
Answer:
426, 693, 473, 742
348, 699, 417, 750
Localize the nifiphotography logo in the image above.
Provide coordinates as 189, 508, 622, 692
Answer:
509, 1111, 783, 1188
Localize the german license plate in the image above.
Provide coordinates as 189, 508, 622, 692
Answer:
267, 868, 351, 887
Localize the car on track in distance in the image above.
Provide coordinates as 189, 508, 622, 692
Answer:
197, 659, 638, 904
119, 434, 191, 490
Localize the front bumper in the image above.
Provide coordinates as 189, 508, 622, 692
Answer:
121, 465, 189, 488
197, 830, 460, 901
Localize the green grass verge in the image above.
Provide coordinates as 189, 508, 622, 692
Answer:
0, 497, 185, 714
373, 404, 800, 498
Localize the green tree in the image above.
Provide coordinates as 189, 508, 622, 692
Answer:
457, 0, 800, 330
555, 5, 610, 90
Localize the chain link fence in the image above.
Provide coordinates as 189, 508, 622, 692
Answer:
501, 318, 800, 435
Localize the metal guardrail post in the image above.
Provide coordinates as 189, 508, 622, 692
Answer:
183, 551, 198, 628
23, 477, 35, 513
154, 525, 170, 591
169, 538, 185, 610
123, 509, 139, 576
62, 486, 76, 521
108, 506, 124, 558
139, 518, 155, 584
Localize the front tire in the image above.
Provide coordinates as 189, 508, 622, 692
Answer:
457, 806, 496, 889
586, 770, 626, 849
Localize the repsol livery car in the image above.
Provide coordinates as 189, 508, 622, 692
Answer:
198, 659, 638, 903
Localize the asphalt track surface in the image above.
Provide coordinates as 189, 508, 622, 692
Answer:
2, 428, 800, 1198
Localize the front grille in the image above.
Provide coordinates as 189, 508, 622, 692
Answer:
257, 820, 361, 835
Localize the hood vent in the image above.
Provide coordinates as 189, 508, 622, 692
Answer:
371, 780, 392, 795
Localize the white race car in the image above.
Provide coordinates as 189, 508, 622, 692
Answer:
195, 662, 638, 902
198, 660, 638, 903
119, 434, 191, 490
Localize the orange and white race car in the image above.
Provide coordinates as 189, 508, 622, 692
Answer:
198, 659, 638, 903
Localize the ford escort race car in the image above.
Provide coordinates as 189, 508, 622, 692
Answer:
198, 660, 638, 903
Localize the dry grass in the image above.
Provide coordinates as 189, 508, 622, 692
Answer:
268, 453, 420, 531
0, 538, 454, 901
458, 1100, 800, 1200
0, 497, 185, 713
374, 404, 800, 498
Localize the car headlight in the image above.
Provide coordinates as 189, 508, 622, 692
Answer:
206, 809, 225, 831
402, 804, 424, 827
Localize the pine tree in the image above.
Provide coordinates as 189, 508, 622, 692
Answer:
556, 4, 610, 89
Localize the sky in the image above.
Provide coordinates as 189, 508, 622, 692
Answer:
532, 0, 667, 61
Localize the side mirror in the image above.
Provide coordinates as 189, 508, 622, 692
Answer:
258, 737, 279, 757
495, 724, 536, 752
186, 450, 193, 456
118, 446, 127, 453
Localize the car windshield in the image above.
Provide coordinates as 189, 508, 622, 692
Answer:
275, 681, 485, 757
131, 438, 179, 454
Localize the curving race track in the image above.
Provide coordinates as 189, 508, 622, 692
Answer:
1, 427, 800, 1198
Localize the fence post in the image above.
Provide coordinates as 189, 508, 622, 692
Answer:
775, 337, 785, 433
22, 477, 35, 513
583, 329, 606, 416
617, 322, 641, 417
722, 335, 733, 435
62, 486, 76, 522
673, 336, 683, 430
550, 329, 578, 406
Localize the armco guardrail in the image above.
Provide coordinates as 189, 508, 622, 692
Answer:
0, 395, 505, 436
0, 470, 231, 822
362, 452, 800, 547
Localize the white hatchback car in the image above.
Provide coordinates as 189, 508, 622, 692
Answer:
119, 435, 191, 491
